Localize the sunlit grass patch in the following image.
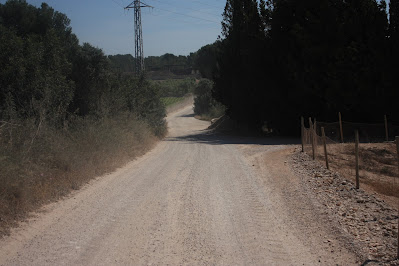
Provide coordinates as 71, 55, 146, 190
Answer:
161, 97, 185, 107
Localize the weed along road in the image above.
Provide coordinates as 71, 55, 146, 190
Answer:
0, 104, 358, 265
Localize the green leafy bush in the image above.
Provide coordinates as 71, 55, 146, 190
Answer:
194, 79, 225, 119
0, 0, 168, 235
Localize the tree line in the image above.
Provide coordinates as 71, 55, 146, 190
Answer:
0, 0, 166, 135
109, 53, 197, 75
198, 0, 398, 134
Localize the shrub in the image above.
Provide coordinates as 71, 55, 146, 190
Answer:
194, 79, 225, 119
0, 114, 157, 235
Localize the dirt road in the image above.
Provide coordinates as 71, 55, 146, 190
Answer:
0, 105, 358, 265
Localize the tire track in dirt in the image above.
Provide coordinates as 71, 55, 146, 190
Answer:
213, 145, 293, 264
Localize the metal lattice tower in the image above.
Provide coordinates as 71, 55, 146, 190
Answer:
125, 1, 151, 74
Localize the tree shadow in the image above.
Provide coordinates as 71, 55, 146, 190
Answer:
179, 113, 195, 118
166, 130, 299, 146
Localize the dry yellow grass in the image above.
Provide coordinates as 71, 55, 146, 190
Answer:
0, 113, 160, 236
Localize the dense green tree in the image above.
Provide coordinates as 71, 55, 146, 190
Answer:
193, 41, 221, 79
194, 80, 214, 115
391, 0, 399, 38
109, 53, 195, 75
127, 75, 166, 135
214, 0, 268, 129
0, 0, 166, 133
211, 0, 393, 134
145, 53, 192, 71
70, 43, 110, 116
193, 79, 225, 119
0, 1, 76, 126
108, 54, 135, 73
387, 0, 399, 113
268, 0, 388, 125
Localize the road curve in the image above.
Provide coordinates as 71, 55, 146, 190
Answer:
0, 104, 356, 265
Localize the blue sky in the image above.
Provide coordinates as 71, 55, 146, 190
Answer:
1, 0, 390, 57
0, 0, 226, 56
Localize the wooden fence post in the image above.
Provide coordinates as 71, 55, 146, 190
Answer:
309, 118, 315, 160
385, 115, 389, 142
322, 127, 329, 170
395, 136, 399, 259
314, 119, 318, 146
301, 117, 305, 152
355, 130, 360, 189
339, 112, 344, 143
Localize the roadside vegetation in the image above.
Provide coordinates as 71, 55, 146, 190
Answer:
0, 0, 166, 235
193, 79, 225, 121
152, 78, 196, 98
152, 78, 197, 109
161, 97, 185, 107
109, 53, 196, 76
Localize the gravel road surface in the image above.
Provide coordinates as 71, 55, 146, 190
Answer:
0, 105, 358, 265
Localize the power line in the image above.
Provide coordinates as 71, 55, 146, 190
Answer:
191, 0, 225, 10
148, 10, 220, 30
146, 0, 222, 18
151, 6, 220, 24
146, 0, 224, 8
119, 0, 222, 58
111, 0, 125, 8
132, 0, 223, 24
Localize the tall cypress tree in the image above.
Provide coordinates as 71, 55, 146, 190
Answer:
215, 0, 267, 129
390, 0, 399, 38
212, 0, 392, 133
387, 0, 399, 112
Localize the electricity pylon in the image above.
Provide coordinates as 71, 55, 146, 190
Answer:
125, 1, 151, 74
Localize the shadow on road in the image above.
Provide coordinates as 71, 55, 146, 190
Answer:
166, 130, 300, 146
179, 113, 195, 118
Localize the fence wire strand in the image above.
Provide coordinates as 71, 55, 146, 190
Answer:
302, 117, 399, 200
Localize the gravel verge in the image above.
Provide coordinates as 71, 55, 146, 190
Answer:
291, 148, 399, 265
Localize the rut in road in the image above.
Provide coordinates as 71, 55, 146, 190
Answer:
0, 104, 357, 265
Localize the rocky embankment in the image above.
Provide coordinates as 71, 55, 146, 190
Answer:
291, 148, 399, 265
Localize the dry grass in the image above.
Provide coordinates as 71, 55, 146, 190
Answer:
0, 113, 159, 236
305, 142, 399, 207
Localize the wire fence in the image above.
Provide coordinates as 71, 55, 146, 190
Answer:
301, 115, 399, 194
316, 120, 399, 143
302, 116, 399, 260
